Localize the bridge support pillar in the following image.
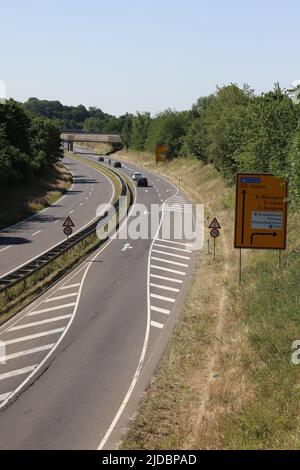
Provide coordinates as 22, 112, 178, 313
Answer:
67, 141, 74, 152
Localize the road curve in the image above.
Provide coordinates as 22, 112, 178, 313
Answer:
0, 153, 198, 449
0, 156, 114, 279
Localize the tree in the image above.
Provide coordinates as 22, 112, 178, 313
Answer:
145, 109, 189, 158
131, 112, 152, 151
83, 117, 104, 132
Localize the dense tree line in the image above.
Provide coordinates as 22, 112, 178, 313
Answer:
0, 100, 62, 187
123, 83, 300, 206
24, 98, 130, 134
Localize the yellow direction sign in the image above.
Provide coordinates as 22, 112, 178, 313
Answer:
234, 173, 288, 250
156, 145, 168, 163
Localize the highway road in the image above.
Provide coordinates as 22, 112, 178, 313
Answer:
0, 156, 114, 279
0, 152, 198, 449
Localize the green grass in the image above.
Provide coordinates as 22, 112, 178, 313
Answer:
0, 163, 72, 230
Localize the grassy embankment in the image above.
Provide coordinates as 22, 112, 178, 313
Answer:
73, 141, 112, 155
0, 153, 126, 325
113, 149, 300, 450
0, 163, 72, 230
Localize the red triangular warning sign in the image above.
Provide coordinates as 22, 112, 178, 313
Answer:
63, 216, 75, 227
209, 217, 221, 229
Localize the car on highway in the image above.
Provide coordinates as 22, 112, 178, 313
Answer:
137, 177, 148, 187
98, 157, 104, 162
132, 172, 142, 181
114, 161, 122, 168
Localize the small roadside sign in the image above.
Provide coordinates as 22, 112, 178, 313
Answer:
63, 216, 75, 228
209, 218, 221, 229
210, 228, 220, 238
234, 173, 288, 250
64, 226, 73, 237
156, 145, 168, 163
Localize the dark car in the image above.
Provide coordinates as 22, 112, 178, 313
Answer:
114, 161, 122, 168
98, 157, 104, 162
137, 177, 148, 187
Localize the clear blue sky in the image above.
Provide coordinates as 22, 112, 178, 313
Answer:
1, 0, 299, 116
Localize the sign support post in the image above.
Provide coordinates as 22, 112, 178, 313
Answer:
239, 249, 242, 285
208, 217, 221, 261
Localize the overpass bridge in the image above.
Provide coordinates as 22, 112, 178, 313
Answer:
61, 131, 122, 151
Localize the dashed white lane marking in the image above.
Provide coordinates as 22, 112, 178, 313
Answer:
31, 230, 41, 237
79, 203, 83, 207
151, 306, 170, 315
161, 199, 164, 202
8, 315, 72, 332
54, 220, 60, 224
0, 344, 54, 363
85, 197, 89, 201
156, 238, 193, 247
0, 365, 37, 381
151, 265, 186, 275
150, 274, 183, 283
154, 243, 192, 253
152, 249, 191, 260
60, 283, 81, 290
4, 328, 65, 345
151, 257, 189, 268
150, 293, 176, 303
150, 283, 180, 293
0, 246, 12, 253
0, 392, 12, 402
151, 320, 164, 329
29, 303, 76, 316
69, 210, 74, 214
45, 292, 78, 303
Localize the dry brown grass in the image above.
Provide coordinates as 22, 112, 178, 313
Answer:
117, 150, 249, 449
119, 150, 300, 450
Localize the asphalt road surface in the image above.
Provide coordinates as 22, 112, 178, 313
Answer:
0, 155, 114, 279
0, 152, 198, 449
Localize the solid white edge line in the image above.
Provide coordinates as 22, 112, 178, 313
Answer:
0, 164, 75, 234
0, 392, 13, 402
0, 173, 117, 411
97, 174, 178, 450
0, 157, 115, 280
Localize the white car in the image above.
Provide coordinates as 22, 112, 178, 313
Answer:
132, 172, 142, 181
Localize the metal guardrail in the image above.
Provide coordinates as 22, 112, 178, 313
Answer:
0, 165, 132, 293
